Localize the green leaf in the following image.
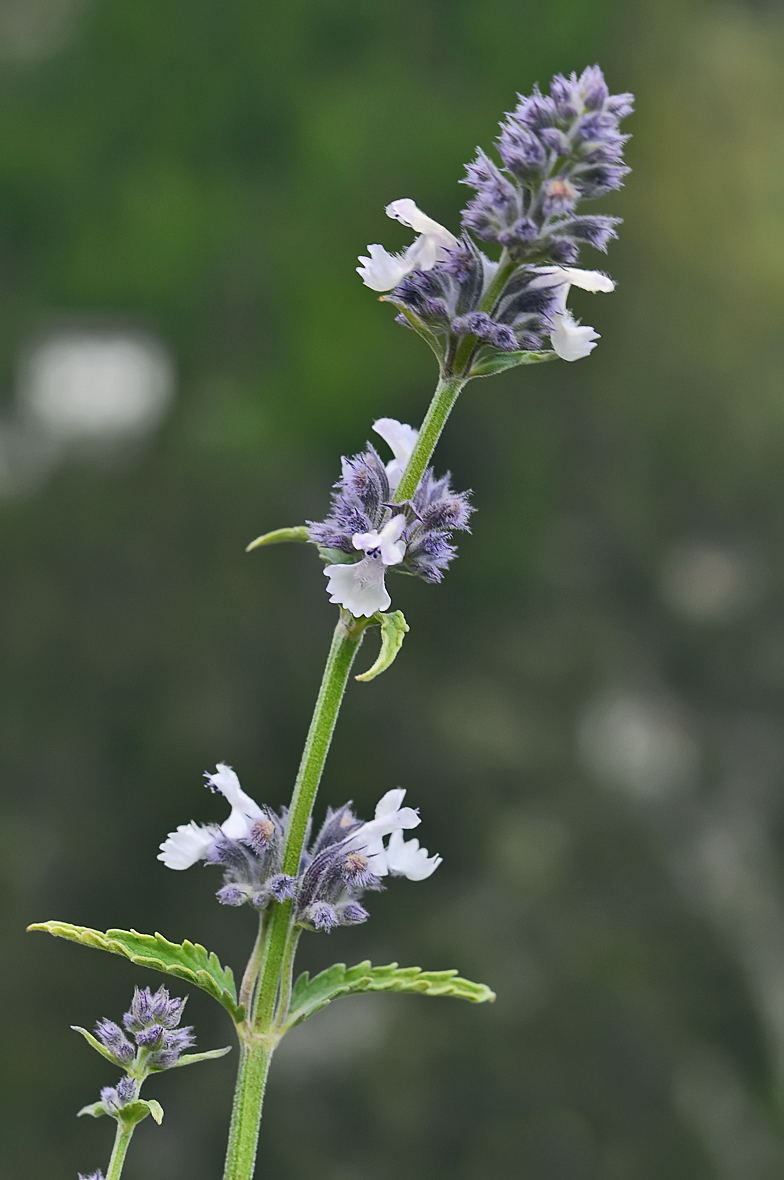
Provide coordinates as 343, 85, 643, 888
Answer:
355, 610, 409, 682
246, 525, 310, 552
78, 1097, 164, 1128
154, 1046, 232, 1071
77, 1100, 107, 1119
145, 1099, 164, 1126
317, 546, 354, 565
469, 349, 557, 377
118, 1099, 163, 1130
284, 961, 495, 1030
28, 921, 244, 1023
71, 1025, 123, 1067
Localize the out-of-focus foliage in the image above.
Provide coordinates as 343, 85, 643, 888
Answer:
3, 0, 784, 1177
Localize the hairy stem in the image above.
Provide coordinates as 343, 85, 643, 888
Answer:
222, 1038, 273, 1180
105, 1122, 133, 1180
394, 375, 468, 503
240, 914, 266, 1017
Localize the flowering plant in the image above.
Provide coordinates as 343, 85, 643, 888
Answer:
30, 64, 632, 1180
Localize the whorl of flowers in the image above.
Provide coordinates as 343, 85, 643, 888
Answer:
159, 765, 441, 930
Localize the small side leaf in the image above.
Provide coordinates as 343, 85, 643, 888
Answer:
77, 1101, 106, 1119
118, 1100, 162, 1130
355, 611, 409, 682
246, 525, 310, 552
284, 961, 495, 1031
469, 349, 557, 378
71, 1026, 121, 1067
153, 1046, 232, 1072
29, 921, 244, 1023
146, 1099, 164, 1126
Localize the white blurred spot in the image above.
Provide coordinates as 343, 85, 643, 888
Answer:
20, 330, 174, 443
0, 0, 86, 62
274, 994, 393, 1078
661, 541, 759, 623
578, 692, 700, 798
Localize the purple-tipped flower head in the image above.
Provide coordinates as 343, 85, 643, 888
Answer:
307, 418, 473, 616
121, 986, 195, 1069
357, 66, 631, 369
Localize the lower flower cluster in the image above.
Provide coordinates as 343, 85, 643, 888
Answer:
95, 985, 195, 1077
159, 765, 442, 930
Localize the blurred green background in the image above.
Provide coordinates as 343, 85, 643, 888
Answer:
2, 0, 784, 1176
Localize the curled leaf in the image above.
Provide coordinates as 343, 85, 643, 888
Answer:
355, 610, 409, 682
246, 526, 310, 552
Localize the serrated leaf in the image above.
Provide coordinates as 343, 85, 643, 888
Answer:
469, 349, 557, 377
284, 961, 495, 1030
355, 611, 409, 682
29, 922, 244, 1023
246, 525, 310, 552
77, 1101, 106, 1119
71, 1025, 123, 1067
154, 1046, 232, 1071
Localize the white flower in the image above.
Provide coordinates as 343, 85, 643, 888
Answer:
373, 417, 419, 493
356, 199, 458, 292
158, 763, 263, 870
158, 821, 216, 870
386, 828, 442, 880
324, 513, 407, 617
531, 265, 615, 361
346, 788, 422, 876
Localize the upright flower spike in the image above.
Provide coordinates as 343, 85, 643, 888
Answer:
359, 67, 631, 372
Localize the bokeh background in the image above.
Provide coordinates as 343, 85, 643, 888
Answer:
2, 0, 784, 1176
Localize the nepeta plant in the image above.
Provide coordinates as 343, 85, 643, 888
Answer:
30, 65, 632, 1180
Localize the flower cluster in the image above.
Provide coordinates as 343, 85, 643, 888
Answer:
356, 67, 632, 366
94, 986, 195, 1079
306, 417, 472, 617
461, 65, 633, 262
159, 765, 441, 930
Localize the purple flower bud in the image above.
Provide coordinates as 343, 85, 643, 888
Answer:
135, 1024, 165, 1049
307, 902, 340, 931
337, 902, 370, 926
78, 1172, 105, 1180
94, 1019, 135, 1065
216, 884, 247, 906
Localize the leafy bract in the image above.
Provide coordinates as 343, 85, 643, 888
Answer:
77, 1098, 164, 1127
29, 922, 244, 1023
246, 525, 310, 552
355, 610, 409, 682
469, 349, 557, 377
283, 961, 495, 1030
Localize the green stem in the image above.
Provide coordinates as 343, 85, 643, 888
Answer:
240, 914, 266, 1018
394, 375, 468, 503
222, 1038, 273, 1180
105, 1121, 133, 1180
